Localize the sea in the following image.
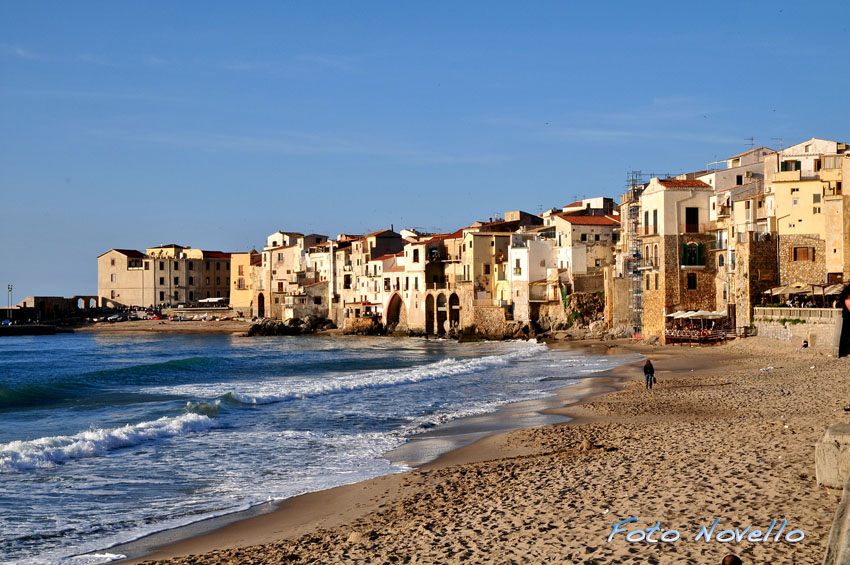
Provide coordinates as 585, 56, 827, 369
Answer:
0, 333, 639, 564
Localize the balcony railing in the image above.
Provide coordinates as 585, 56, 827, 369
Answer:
680, 223, 707, 234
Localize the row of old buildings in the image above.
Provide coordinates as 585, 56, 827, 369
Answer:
98, 203, 620, 335
612, 137, 849, 341
97, 137, 849, 340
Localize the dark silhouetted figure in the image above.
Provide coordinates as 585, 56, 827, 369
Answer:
722, 555, 743, 565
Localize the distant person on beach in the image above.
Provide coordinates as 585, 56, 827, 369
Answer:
643, 360, 654, 390
722, 555, 742, 565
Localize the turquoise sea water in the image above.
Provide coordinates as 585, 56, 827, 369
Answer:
0, 333, 637, 564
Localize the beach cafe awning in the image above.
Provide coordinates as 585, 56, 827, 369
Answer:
666, 310, 727, 319
766, 283, 809, 296
825, 283, 846, 295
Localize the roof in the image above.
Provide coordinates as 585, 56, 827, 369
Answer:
202, 251, 232, 258
657, 179, 711, 189
553, 214, 620, 226
98, 248, 145, 258
371, 253, 397, 262
563, 200, 585, 208
363, 229, 399, 239
727, 146, 773, 160
384, 265, 406, 272
524, 225, 556, 233
302, 280, 326, 288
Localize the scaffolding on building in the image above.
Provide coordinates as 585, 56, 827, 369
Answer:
625, 171, 645, 338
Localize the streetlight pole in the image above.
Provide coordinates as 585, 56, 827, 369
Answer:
7, 284, 12, 324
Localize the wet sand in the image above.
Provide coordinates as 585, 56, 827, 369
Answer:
120, 337, 848, 564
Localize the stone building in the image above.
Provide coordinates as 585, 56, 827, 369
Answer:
633, 178, 716, 341
768, 138, 847, 285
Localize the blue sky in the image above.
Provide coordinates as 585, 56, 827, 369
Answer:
2, 1, 849, 297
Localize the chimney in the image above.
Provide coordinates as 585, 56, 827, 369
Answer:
391, 224, 394, 232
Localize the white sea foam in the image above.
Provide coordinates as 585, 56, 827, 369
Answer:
0, 413, 215, 473
149, 341, 548, 405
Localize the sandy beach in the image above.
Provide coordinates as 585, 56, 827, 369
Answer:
120, 337, 850, 564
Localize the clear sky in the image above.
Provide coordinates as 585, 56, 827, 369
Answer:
2, 1, 849, 297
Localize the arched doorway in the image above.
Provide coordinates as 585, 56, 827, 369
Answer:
436, 293, 447, 334
425, 294, 435, 335
385, 293, 407, 332
77, 298, 85, 310
449, 293, 460, 329
257, 293, 265, 318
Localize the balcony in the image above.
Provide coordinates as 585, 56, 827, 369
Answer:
774, 170, 801, 182
679, 223, 707, 234
635, 226, 659, 237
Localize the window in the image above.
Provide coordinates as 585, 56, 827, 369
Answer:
188, 277, 194, 285
718, 255, 725, 267
791, 188, 799, 193
792, 247, 814, 262
216, 262, 221, 270
646, 275, 650, 290
814, 194, 822, 203
174, 291, 180, 301
594, 234, 600, 241
736, 174, 743, 185
159, 277, 165, 285
188, 262, 193, 271
652, 210, 658, 233
413, 249, 419, 263
792, 198, 799, 207
205, 277, 210, 285
581, 233, 587, 242
206, 261, 210, 270
484, 264, 491, 275
110, 258, 115, 266
144, 261, 150, 270
174, 262, 178, 270
781, 160, 801, 171
110, 290, 115, 299
415, 277, 419, 290
159, 261, 165, 270
216, 277, 221, 285
687, 273, 697, 290
595, 259, 601, 267
314, 297, 322, 305
174, 277, 179, 285
159, 291, 164, 301
238, 265, 244, 276
814, 207, 821, 214
654, 273, 659, 290
405, 277, 409, 291
189, 291, 194, 301
490, 240, 494, 247
277, 282, 283, 292
277, 253, 283, 261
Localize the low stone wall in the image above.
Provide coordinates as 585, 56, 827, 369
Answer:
753, 307, 842, 353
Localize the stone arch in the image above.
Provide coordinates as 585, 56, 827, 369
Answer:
385, 293, 407, 332
257, 293, 265, 318
449, 293, 460, 329
425, 294, 435, 335
436, 293, 447, 334
77, 298, 85, 309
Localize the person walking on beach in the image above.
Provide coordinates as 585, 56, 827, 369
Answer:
643, 359, 655, 390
